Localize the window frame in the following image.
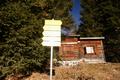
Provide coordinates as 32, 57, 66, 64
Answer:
85, 46, 95, 54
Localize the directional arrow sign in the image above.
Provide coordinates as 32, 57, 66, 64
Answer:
42, 37, 61, 42
44, 20, 62, 26
43, 25, 61, 31
43, 31, 61, 37
42, 41, 61, 46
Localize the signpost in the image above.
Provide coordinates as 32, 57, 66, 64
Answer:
42, 19, 62, 80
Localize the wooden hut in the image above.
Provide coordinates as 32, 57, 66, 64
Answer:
59, 36, 105, 65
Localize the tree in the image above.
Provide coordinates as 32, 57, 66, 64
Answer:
0, 0, 73, 78
78, 0, 120, 62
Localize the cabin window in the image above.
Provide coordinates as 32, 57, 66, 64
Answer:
85, 47, 94, 54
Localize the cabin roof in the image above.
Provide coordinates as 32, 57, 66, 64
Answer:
80, 37, 105, 40
64, 35, 105, 40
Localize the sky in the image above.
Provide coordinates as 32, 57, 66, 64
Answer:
71, 0, 81, 25
62, 0, 81, 35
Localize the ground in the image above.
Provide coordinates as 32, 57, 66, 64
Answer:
5, 63, 120, 80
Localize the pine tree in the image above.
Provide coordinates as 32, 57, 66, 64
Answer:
0, 0, 73, 78
78, 0, 120, 62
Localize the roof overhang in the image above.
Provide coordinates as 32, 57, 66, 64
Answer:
63, 35, 80, 38
80, 37, 105, 40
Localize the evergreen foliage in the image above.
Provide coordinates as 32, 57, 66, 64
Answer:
0, 0, 73, 78
78, 0, 120, 62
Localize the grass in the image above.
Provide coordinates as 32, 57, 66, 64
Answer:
5, 63, 120, 80
55, 63, 120, 80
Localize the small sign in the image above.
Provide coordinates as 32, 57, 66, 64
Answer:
86, 47, 94, 53
42, 37, 61, 42
42, 31, 61, 37
42, 41, 61, 46
43, 25, 61, 31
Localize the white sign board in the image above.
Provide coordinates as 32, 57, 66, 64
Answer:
42, 19, 62, 46
43, 25, 61, 31
42, 31, 61, 37
42, 37, 61, 42
42, 41, 61, 46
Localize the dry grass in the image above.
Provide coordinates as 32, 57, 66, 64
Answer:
25, 73, 49, 80
55, 63, 120, 80
6, 63, 120, 80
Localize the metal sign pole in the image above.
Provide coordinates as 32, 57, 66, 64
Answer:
50, 46, 53, 80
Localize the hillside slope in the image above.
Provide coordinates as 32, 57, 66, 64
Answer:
6, 63, 120, 80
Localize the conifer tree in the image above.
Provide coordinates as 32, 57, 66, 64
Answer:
0, 0, 73, 78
